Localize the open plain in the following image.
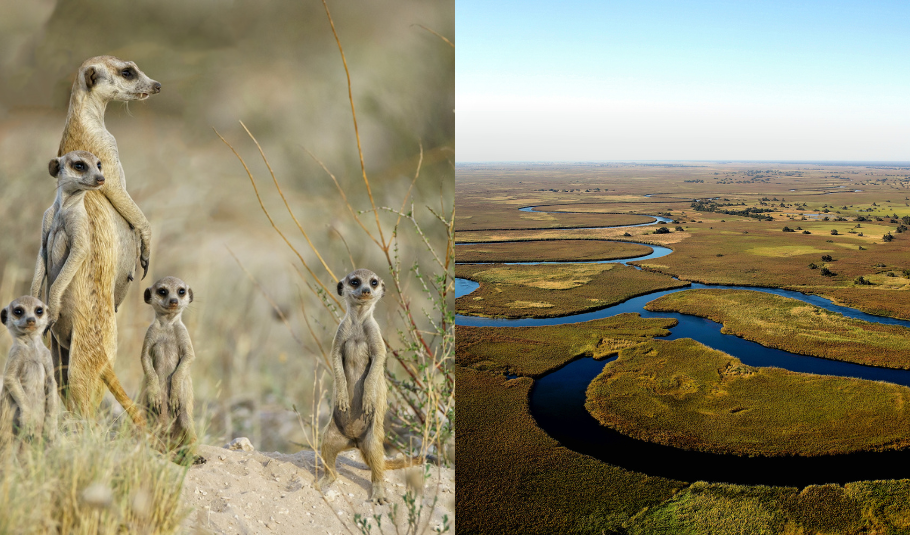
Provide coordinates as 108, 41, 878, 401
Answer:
456, 161, 910, 534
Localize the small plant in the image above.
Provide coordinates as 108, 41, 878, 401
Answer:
803, 230, 811, 234
821, 255, 833, 262
808, 263, 818, 269
830, 229, 839, 235
820, 267, 836, 277
883, 233, 894, 242
854, 276, 872, 285
782, 226, 794, 232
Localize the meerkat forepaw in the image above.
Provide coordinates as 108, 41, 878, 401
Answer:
316, 476, 335, 492
337, 397, 350, 412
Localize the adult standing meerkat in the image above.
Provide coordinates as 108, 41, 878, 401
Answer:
317, 269, 424, 504
139, 277, 202, 463
0, 296, 57, 444
32, 56, 159, 420
32, 151, 144, 427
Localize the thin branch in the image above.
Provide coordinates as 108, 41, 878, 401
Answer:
225, 246, 304, 348
239, 120, 338, 282
394, 141, 423, 234
214, 127, 341, 309
412, 24, 454, 48
321, 0, 386, 248
302, 146, 381, 248
327, 225, 356, 271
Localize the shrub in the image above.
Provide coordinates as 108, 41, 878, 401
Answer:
808, 263, 818, 269
803, 230, 811, 234
654, 227, 671, 234
782, 226, 794, 232
821, 267, 836, 277
883, 233, 894, 242
854, 276, 871, 285
822, 255, 833, 262
831, 229, 839, 235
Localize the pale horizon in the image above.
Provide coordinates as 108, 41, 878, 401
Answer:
457, 1, 910, 162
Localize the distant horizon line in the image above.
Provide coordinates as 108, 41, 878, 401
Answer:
456, 160, 910, 166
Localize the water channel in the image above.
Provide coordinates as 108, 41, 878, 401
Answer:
456, 208, 910, 485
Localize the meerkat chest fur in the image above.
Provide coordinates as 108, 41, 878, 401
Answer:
339, 316, 381, 393
147, 321, 184, 380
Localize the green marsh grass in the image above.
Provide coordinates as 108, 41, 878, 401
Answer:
586, 339, 910, 457
645, 289, 910, 369
456, 239, 651, 263
455, 263, 688, 319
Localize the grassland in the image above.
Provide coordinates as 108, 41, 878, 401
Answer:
586, 338, 910, 457
456, 313, 676, 376
645, 289, 910, 369
456, 262, 688, 318
456, 162, 910, 533
457, 209, 654, 231
456, 239, 652, 262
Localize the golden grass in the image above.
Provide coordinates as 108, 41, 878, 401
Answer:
645, 289, 910, 369
456, 239, 651, 262
456, 263, 687, 318
586, 339, 910, 457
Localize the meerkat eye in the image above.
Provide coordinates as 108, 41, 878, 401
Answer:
370, 279, 378, 287
73, 161, 86, 171
178, 289, 186, 296
350, 279, 360, 287
13, 308, 23, 316
35, 308, 43, 315
97, 162, 102, 170
121, 68, 134, 78
158, 288, 168, 296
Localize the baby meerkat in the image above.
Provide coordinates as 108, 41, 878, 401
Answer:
317, 269, 424, 504
140, 277, 203, 464
31, 152, 145, 427
0, 296, 57, 443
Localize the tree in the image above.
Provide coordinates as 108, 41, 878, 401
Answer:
830, 229, 839, 235
782, 226, 794, 232
654, 227, 671, 234
883, 233, 894, 242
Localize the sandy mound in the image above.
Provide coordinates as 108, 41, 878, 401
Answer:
181, 444, 454, 534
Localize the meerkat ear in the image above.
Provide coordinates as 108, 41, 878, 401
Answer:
144, 288, 152, 304
337, 281, 344, 296
84, 66, 99, 89
48, 158, 60, 177
0, 309, 6, 325
188, 288, 194, 303
381, 281, 386, 295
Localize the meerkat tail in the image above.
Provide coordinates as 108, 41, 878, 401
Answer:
101, 364, 147, 429
384, 454, 426, 470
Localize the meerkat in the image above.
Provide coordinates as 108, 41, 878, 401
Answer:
31, 151, 145, 427
317, 269, 424, 504
31, 56, 159, 421
140, 277, 203, 463
0, 296, 57, 443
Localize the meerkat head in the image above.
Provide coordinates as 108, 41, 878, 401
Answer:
144, 276, 193, 317
49, 151, 105, 194
78, 55, 161, 102
336, 269, 385, 309
1, 296, 49, 338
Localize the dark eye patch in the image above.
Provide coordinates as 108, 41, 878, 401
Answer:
121, 68, 134, 78
178, 289, 186, 295
158, 288, 168, 296
350, 278, 360, 287
97, 161, 102, 170
13, 308, 23, 316
370, 279, 378, 286
72, 161, 86, 172
35, 308, 43, 315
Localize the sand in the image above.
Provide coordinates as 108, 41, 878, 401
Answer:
180, 443, 454, 534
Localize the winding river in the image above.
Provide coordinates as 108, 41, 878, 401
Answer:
456, 208, 910, 486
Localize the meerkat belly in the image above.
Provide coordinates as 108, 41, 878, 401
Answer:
338, 338, 373, 437
46, 227, 75, 345
18, 360, 47, 428
151, 338, 179, 394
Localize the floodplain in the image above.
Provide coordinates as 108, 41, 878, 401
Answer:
456, 161, 910, 534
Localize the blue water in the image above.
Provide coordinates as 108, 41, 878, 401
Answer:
457, 210, 910, 485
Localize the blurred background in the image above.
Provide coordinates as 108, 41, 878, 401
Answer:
0, 0, 453, 452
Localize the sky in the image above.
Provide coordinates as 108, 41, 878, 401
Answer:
456, 1, 910, 162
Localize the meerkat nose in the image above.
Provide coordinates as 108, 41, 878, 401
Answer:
95, 176, 105, 185
26, 318, 35, 326
152, 82, 161, 94
169, 298, 178, 305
